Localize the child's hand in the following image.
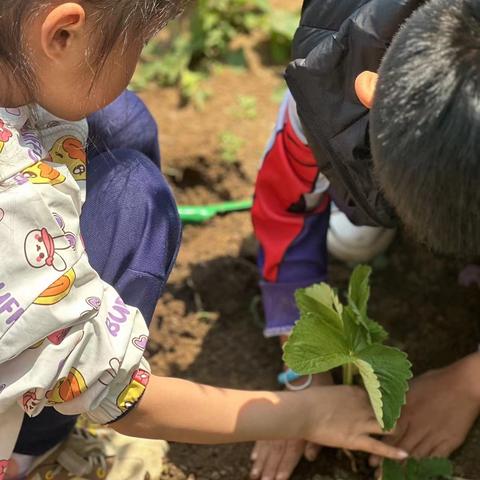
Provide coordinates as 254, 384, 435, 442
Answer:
250, 439, 319, 480
370, 353, 480, 466
301, 386, 408, 460
249, 372, 330, 480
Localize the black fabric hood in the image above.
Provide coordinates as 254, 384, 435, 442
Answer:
286, 0, 424, 227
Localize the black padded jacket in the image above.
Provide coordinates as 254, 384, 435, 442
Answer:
285, 0, 425, 227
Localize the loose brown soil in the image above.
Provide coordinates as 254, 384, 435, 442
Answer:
138, 7, 480, 478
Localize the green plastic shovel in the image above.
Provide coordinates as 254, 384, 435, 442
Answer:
178, 199, 253, 223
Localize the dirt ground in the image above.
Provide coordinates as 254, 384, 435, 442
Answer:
137, 7, 480, 479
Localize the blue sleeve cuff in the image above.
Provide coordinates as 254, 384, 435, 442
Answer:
260, 277, 327, 337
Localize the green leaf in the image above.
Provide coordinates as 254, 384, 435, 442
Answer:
283, 312, 350, 375
383, 459, 405, 480
383, 458, 453, 480
347, 265, 389, 344
342, 305, 370, 352
406, 458, 453, 479
303, 283, 343, 313
296, 286, 343, 330
348, 265, 372, 316
366, 317, 389, 344
267, 10, 300, 39
354, 358, 384, 428
356, 344, 412, 431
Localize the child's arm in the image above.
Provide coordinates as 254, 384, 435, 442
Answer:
112, 375, 408, 460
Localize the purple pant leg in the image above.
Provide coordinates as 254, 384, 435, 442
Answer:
87, 90, 161, 167
80, 148, 181, 322
259, 211, 330, 337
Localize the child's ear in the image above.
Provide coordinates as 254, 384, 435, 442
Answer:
40, 3, 86, 60
355, 71, 379, 109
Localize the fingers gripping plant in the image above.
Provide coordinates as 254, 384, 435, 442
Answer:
283, 266, 454, 480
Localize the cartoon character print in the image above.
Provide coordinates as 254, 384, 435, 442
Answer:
0, 459, 9, 480
34, 268, 76, 306
46, 367, 87, 405
0, 118, 13, 154
48, 328, 72, 345
49, 136, 87, 182
25, 228, 70, 272
99, 358, 121, 387
79, 296, 101, 322
30, 296, 95, 350
22, 390, 41, 414
21, 162, 66, 186
24, 214, 76, 272
29, 326, 72, 350
117, 369, 150, 413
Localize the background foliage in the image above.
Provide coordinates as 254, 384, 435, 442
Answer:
132, 0, 300, 107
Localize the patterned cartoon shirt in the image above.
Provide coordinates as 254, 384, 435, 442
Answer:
0, 106, 151, 469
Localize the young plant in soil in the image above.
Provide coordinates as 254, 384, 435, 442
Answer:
283, 265, 453, 480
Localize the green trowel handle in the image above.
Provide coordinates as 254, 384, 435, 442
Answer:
178, 199, 253, 223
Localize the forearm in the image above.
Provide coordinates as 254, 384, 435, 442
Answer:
112, 375, 304, 444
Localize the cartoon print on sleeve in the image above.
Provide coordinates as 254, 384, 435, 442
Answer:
52, 213, 77, 250
0, 119, 13, 154
30, 295, 96, 350
99, 358, 121, 387
29, 326, 72, 350
22, 390, 41, 414
21, 162, 66, 186
49, 136, 87, 182
47, 328, 71, 346
46, 367, 87, 405
79, 296, 101, 322
34, 268, 76, 306
117, 369, 150, 413
0, 459, 9, 480
24, 213, 76, 272
132, 334, 148, 351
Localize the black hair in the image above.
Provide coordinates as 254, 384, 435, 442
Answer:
0, 0, 186, 98
370, 0, 480, 257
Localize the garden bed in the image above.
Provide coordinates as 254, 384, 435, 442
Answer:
138, 4, 480, 477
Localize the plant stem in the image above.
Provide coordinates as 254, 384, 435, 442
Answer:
343, 363, 354, 385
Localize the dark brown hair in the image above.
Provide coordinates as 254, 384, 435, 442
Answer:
0, 0, 185, 97
371, 0, 480, 257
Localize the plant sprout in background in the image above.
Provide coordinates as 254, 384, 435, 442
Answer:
219, 131, 245, 164
233, 95, 258, 120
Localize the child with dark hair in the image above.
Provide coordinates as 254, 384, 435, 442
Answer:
251, 0, 480, 478
371, 0, 480, 256
0, 2, 409, 479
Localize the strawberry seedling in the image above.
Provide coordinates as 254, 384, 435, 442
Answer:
283, 265, 454, 479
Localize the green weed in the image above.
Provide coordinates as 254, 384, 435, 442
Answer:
219, 131, 244, 163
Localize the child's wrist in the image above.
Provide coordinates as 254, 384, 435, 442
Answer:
294, 387, 328, 440
281, 388, 316, 439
